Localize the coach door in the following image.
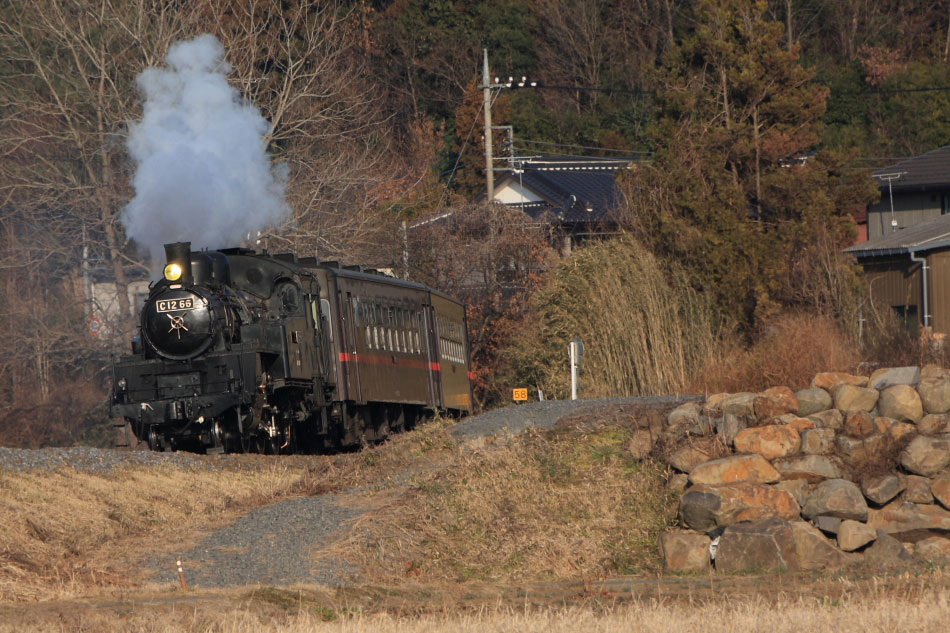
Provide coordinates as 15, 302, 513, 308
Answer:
422, 301, 442, 408
342, 290, 363, 403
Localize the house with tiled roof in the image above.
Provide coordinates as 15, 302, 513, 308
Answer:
866, 146, 950, 241
491, 156, 634, 254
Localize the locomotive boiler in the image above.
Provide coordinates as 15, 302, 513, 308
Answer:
110, 242, 472, 453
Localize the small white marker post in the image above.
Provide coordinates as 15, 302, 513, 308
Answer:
569, 337, 584, 401
176, 557, 187, 591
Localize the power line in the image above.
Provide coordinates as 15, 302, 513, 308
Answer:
504, 80, 950, 99
515, 137, 650, 154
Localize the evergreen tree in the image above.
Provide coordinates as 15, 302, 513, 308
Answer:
627, 0, 877, 329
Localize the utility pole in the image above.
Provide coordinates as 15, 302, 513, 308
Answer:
81, 221, 92, 319
482, 48, 494, 202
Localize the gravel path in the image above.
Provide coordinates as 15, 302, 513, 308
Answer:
4, 396, 697, 589
148, 495, 361, 588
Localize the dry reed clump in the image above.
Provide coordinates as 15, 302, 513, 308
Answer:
345, 423, 677, 583
688, 311, 859, 393
506, 236, 715, 399
0, 462, 300, 602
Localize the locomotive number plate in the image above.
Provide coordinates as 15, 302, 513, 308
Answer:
156, 297, 196, 313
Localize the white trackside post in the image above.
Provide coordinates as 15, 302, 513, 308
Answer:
570, 341, 578, 401
569, 337, 584, 401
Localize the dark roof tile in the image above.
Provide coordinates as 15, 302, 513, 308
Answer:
872, 146, 950, 192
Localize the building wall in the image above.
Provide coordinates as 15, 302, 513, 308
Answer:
861, 256, 922, 329
867, 191, 948, 240
928, 251, 950, 334
861, 249, 950, 335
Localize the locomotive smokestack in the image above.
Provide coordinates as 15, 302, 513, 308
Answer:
163, 242, 193, 284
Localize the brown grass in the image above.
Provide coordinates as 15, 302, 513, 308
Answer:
689, 312, 860, 393
334, 422, 678, 583
0, 461, 302, 601
4, 572, 950, 632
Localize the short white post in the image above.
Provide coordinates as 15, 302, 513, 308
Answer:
569, 341, 578, 401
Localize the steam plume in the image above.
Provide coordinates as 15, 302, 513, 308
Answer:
122, 34, 290, 263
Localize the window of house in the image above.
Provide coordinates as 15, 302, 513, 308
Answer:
892, 305, 919, 332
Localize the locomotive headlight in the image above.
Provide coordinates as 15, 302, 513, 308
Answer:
117, 378, 127, 390
163, 263, 183, 281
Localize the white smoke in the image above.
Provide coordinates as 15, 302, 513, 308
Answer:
122, 34, 290, 264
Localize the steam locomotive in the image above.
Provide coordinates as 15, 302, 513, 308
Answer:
110, 242, 472, 453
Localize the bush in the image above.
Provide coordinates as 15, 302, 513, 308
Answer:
504, 236, 715, 399
688, 312, 859, 393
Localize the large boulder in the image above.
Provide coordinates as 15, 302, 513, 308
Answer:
733, 425, 801, 460
668, 473, 690, 494
868, 366, 920, 390
837, 520, 877, 551
688, 454, 780, 486
864, 530, 914, 568
918, 414, 949, 435
774, 479, 810, 507
790, 521, 854, 570
716, 413, 746, 446
703, 393, 729, 416
754, 387, 798, 421
921, 365, 950, 381
627, 428, 654, 460
867, 500, 950, 539
861, 475, 905, 506
659, 531, 711, 573
721, 392, 756, 417
930, 474, 950, 509
877, 384, 923, 423
918, 377, 950, 414
843, 411, 875, 438
900, 435, 950, 477
807, 409, 843, 430
795, 388, 832, 417
901, 474, 934, 504
801, 428, 835, 455
863, 530, 913, 567
835, 433, 890, 468
802, 479, 869, 522
668, 445, 714, 473
668, 401, 702, 426
915, 536, 950, 562
678, 483, 800, 531
715, 518, 799, 573
786, 417, 816, 432
773, 455, 844, 482
833, 385, 879, 412
812, 372, 868, 391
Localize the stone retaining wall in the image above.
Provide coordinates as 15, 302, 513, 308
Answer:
655, 366, 950, 573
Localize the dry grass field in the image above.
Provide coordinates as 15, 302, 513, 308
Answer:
2, 413, 949, 631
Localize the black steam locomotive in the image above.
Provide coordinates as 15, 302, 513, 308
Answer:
110, 242, 472, 453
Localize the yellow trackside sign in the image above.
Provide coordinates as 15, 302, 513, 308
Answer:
512, 388, 528, 402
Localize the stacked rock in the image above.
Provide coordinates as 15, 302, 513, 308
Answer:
657, 366, 950, 574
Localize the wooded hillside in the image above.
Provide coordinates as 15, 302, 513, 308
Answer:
1, 0, 947, 445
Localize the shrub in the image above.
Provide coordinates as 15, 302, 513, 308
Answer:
688, 312, 859, 393
504, 236, 715, 399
